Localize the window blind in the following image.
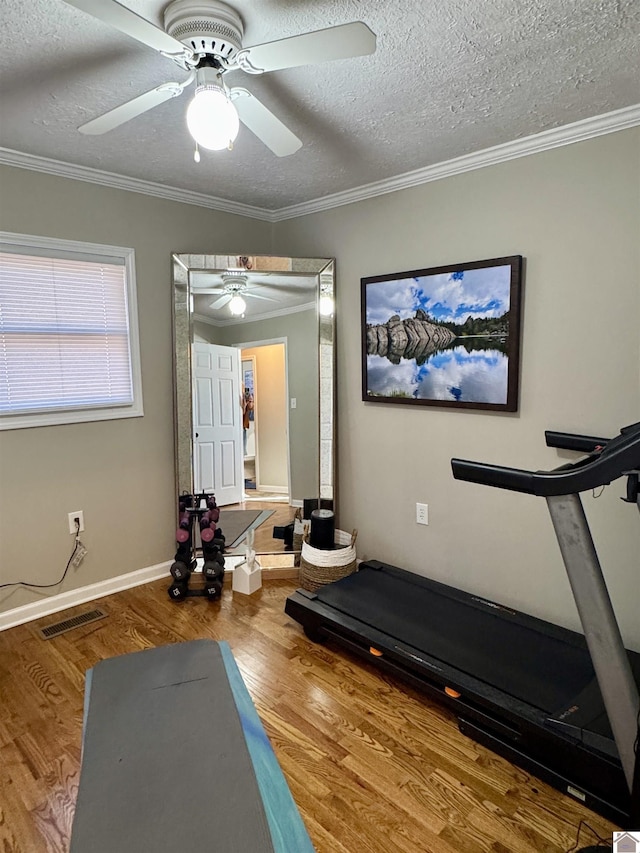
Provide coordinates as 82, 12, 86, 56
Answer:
0, 250, 134, 417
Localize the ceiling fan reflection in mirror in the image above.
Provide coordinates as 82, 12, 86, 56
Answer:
191, 270, 311, 316
63, 0, 376, 158
192, 273, 272, 316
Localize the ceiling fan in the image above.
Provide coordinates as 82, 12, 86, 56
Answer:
193, 273, 303, 315
63, 0, 376, 157
192, 272, 277, 315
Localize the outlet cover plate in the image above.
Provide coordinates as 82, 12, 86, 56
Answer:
68, 511, 85, 534
416, 503, 429, 525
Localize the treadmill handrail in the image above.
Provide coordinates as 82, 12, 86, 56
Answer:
451, 422, 640, 496
544, 430, 609, 454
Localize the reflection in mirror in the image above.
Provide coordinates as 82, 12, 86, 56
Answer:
172, 254, 335, 555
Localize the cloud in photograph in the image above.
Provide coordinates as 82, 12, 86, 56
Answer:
365, 264, 512, 326
416, 347, 508, 403
366, 354, 419, 397
365, 277, 421, 325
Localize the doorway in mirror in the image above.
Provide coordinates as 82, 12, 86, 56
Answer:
241, 356, 256, 489
239, 340, 289, 501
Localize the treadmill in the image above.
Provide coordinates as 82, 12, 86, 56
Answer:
285, 423, 640, 827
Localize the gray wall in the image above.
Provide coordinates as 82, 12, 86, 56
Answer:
273, 129, 640, 649
0, 165, 272, 612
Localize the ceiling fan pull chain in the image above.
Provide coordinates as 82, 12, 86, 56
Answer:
194, 142, 201, 163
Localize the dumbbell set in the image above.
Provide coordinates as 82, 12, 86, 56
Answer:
168, 493, 226, 601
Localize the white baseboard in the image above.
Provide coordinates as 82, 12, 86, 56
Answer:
0, 561, 172, 632
0, 556, 298, 632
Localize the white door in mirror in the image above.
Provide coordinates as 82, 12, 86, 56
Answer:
193, 343, 243, 506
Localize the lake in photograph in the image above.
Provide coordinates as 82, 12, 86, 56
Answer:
366, 337, 508, 404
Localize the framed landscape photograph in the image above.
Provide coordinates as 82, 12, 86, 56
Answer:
361, 255, 523, 411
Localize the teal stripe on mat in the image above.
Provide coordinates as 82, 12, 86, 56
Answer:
81, 669, 92, 756
219, 642, 316, 853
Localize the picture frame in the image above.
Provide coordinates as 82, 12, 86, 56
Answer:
361, 255, 523, 412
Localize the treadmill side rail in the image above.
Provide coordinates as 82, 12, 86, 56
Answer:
546, 492, 640, 791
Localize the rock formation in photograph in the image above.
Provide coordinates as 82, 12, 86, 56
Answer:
366, 310, 456, 364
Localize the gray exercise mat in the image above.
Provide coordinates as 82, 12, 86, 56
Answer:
70, 640, 275, 853
219, 508, 274, 547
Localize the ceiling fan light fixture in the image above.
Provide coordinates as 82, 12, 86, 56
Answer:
186, 68, 239, 151
229, 294, 247, 315
319, 293, 334, 316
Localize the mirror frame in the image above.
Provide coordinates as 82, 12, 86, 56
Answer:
172, 253, 336, 523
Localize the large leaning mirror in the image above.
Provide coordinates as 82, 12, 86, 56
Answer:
172, 253, 335, 555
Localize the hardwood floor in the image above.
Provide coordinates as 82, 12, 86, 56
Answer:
0, 578, 617, 853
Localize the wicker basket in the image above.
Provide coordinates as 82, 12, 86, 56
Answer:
299, 529, 358, 592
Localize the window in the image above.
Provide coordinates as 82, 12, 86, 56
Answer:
0, 232, 143, 430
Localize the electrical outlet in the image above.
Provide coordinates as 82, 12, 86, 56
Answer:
68, 510, 85, 534
416, 503, 429, 525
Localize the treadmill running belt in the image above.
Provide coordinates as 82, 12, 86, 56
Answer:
316, 567, 595, 712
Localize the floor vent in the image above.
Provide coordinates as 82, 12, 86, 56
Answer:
37, 607, 107, 639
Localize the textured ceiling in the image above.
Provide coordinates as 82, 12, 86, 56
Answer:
1, 0, 639, 210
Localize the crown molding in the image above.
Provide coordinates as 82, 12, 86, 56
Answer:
1, 104, 638, 223
0, 147, 271, 221
271, 103, 640, 221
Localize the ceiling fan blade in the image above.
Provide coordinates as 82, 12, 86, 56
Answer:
235, 21, 376, 75
210, 294, 232, 310
249, 283, 314, 295
63, 0, 192, 59
231, 89, 301, 157
78, 82, 185, 134
246, 292, 279, 302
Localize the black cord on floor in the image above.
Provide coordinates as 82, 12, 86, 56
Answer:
0, 538, 80, 591
564, 820, 611, 852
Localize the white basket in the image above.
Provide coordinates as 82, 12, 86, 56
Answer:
299, 529, 357, 591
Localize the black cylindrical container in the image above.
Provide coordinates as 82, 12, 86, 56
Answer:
303, 498, 319, 519
303, 498, 334, 519
310, 509, 335, 550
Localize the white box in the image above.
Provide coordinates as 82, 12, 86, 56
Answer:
232, 560, 262, 595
